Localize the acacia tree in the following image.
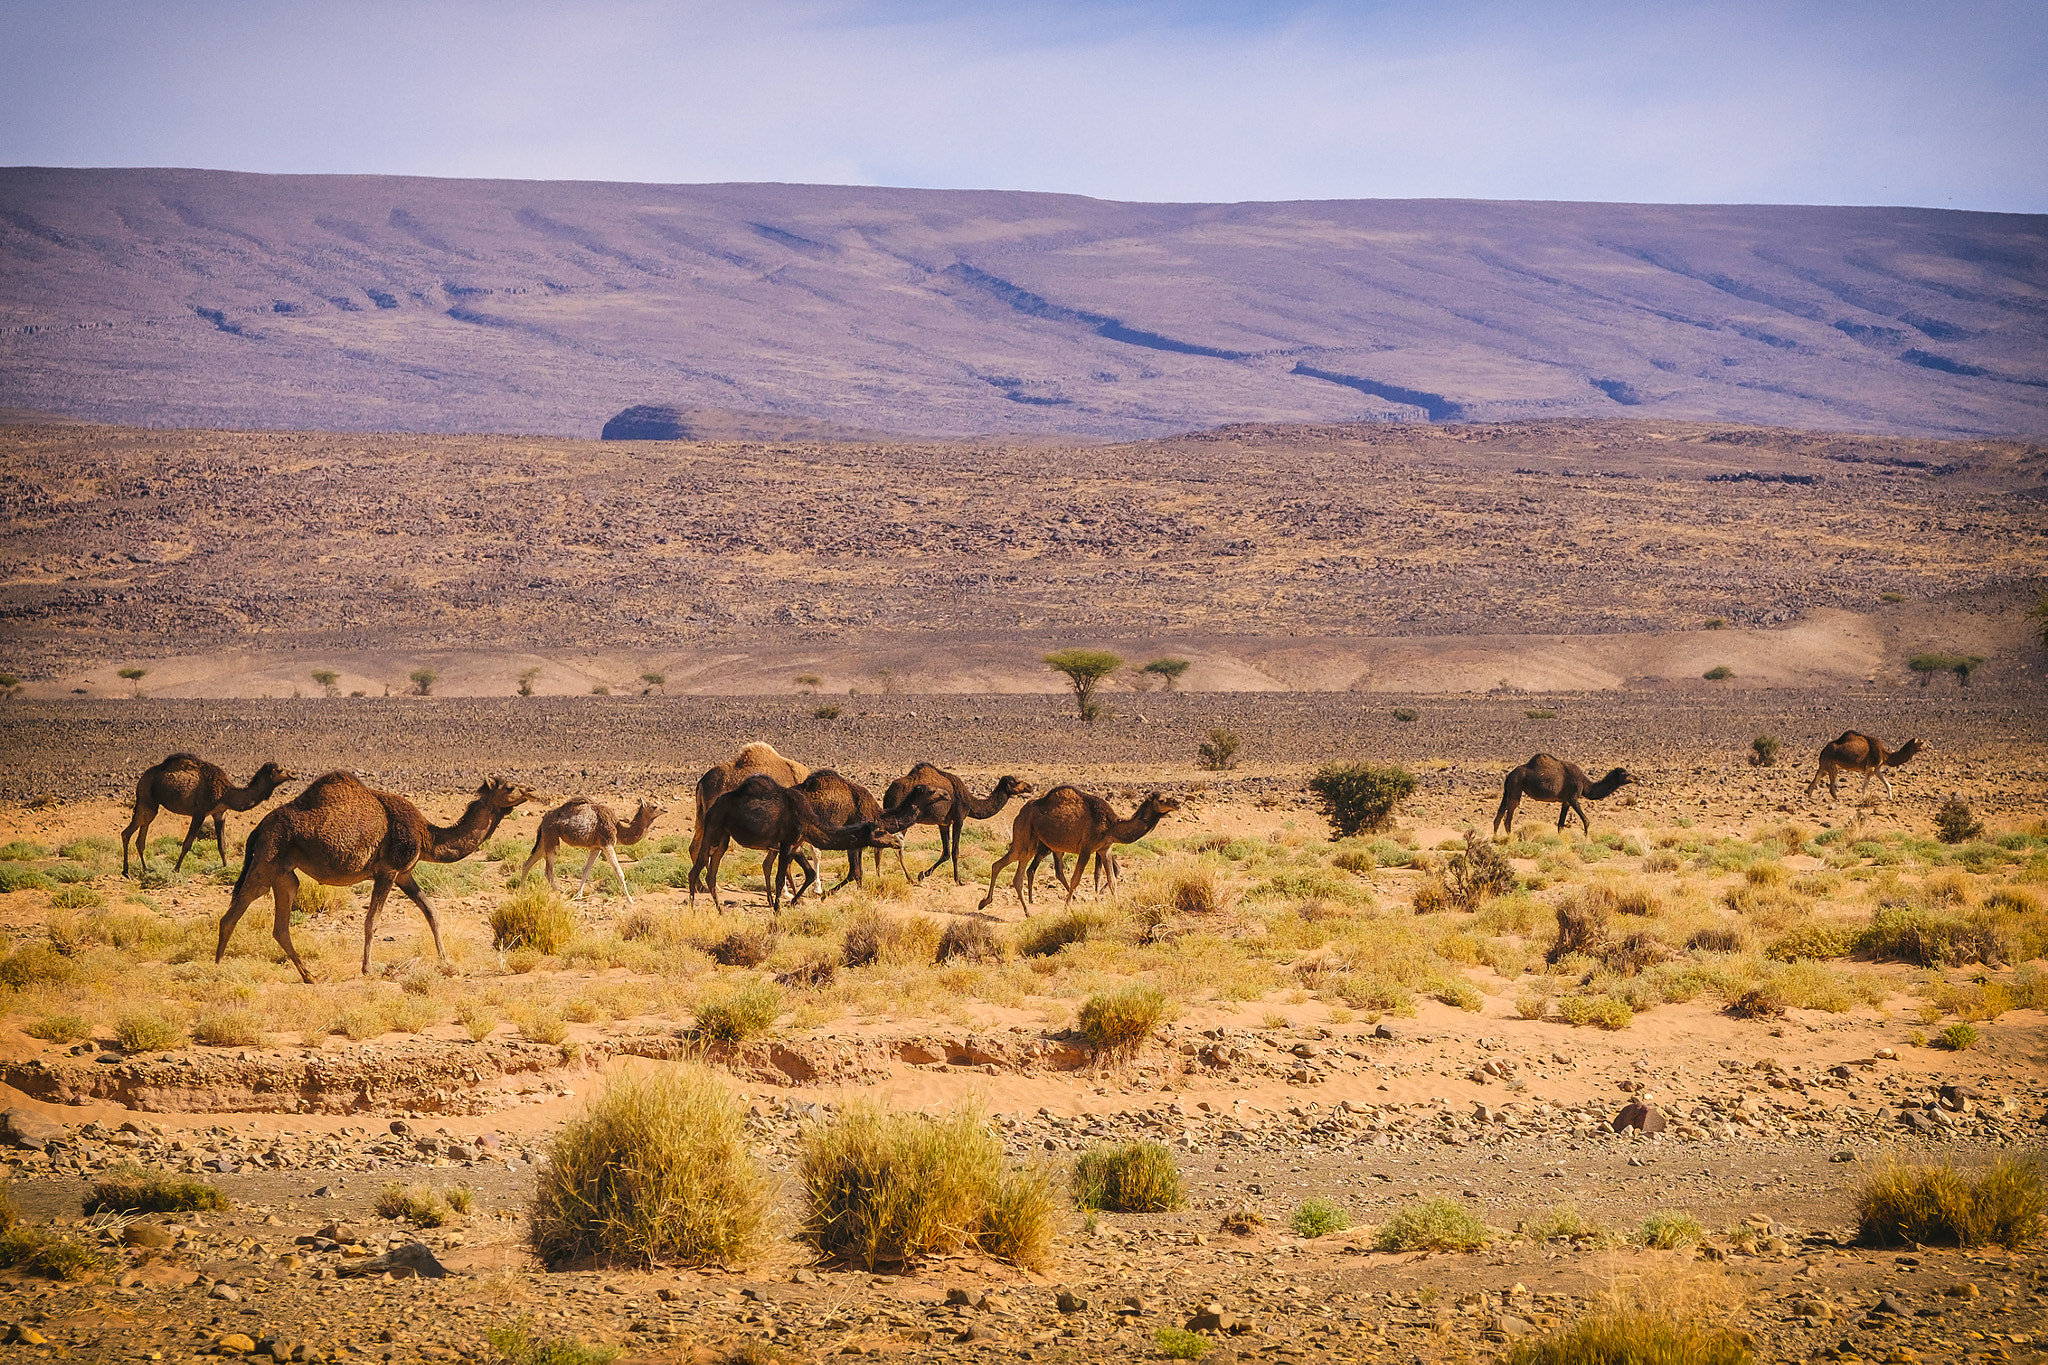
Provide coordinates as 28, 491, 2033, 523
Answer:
1044, 648, 1123, 721
311, 669, 340, 697
1141, 658, 1190, 692
409, 667, 438, 696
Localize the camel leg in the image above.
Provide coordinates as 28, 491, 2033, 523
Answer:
604, 845, 633, 905
266, 873, 316, 985
361, 872, 397, 976
1563, 796, 1591, 837
212, 811, 229, 868
790, 849, 818, 907
395, 871, 448, 965
216, 866, 283, 967
703, 845, 727, 914
575, 848, 599, 900
916, 823, 953, 882
1493, 788, 1518, 839
173, 811, 210, 872
1878, 770, 1896, 799
122, 802, 156, 877
949, 817, 967, 885
979, 842, 1023, 912
518, 841, 547, 886
825, 850, 861, 897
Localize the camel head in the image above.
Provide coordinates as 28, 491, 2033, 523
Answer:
635, 799, 667, 823
251, 762, 297, 790
477, 776, 541, 812
1892, 738, 1926, 765
855, 822, 902, 850
1139, 793, 1184, 820
993, 775, 1036, 799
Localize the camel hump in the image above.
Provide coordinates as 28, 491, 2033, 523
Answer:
1829, 731, 1865, 747
162, 752, 204, 767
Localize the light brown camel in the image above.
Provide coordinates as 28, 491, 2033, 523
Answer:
793, 772, 947, 894
218, 771, 537, 982
881, 763, 1035, 884
122, 754, 296, 876
980, 785, 1182, 912
1804, 732, 1925, 799
1492, 754, 1636, 838
521, 797, 664, 904
688, 774, 901, 916
690, 742, 810, 864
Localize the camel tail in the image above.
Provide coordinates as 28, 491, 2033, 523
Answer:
229, 833, 259, 901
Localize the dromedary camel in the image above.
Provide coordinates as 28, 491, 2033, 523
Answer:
690, 742, 809, 863
980, 786, 1182, 912
793, 772, 946, 894
688, 774, 901, 915
218, 771, 537, 982
521, 797, 664, 903
881, 763, 1035, 884
122, 754, 296, 876
1492, 754, 1635, 838
1804, 732, 1925, 800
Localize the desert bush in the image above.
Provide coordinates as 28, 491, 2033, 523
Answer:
1077, 984, 1169, 1059
1392, 707, 1419, 722
1374, 1196, 1489, 1251
1861, 903, 2004, 967
1309, 763, 1416, 837
1433, 976, 1485, 1012
0, 1221, 108, 1281
1012, 907, 1108, 958
486, 1318, 622, 1365
374, 1183, 450, 1227
800, 1100, 1025, 1269
1936, 1022, 1980, 1050
1411, 879, 1451, 914
47, 884, 104, 910
1936, 796, 1986, 844
1290, 1196, 1351, 1237
1686, 924, 1745, 953
532, 1065, 768, 1268
1044, 647, 1122, 721
935, 918, 1003, 964
1520, 1205, 1607, 1242
0, 943, 72, 988
1637, 1211, 1705, 1249
445, 1185, 476, 1215
1703, 665, 1734, 680
842, 912, 943, 967
491, 883, 575, 953
114, 1011, 183, 1052
518, 1009, 568, 1045
1445, 830, 1516, 909
1764, 922, 1860, 961
83, 1166, 228, 1215
191, 1008, 265, 1047
975, 1162, 1060, 1271
1196, 728, 1241, 771
1857, 1156, 2044, 1248
775, 953, 838, 990
1508, 1314, 1753, 1365
1155, 1327, 1211, 1360
1749, 735, 1780, 767
1909, 652, 1986, 686
1514, 993, 1547, 1020
24, 1014, 89, 1044
0, 841, 48, 862
709, 928, 776, 968
812, 703, 842, 720
1073, 1141, 1182, 1212
693, 981, 781, 1042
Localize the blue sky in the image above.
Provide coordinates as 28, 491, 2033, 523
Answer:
3, 0, 2044, 210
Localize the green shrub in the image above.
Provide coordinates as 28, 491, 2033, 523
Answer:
1012, 907, 1107, 958
1290, 1197, 1351, 1238
1764, 922, 1859, 961
1861, 904, 2004, 967
1308, 763, 1416, 837
693, 980, 782, 1043
191, 1008, 266, 1047
1392, 708, 1419, 723
114, 1011, 183, 1052
0, 841, 48, 862
1937, 1022, 1979, 1051
46, 884, 104, 910
486, 1318, 622, 1365
1509, 1314, 1753, 1365
1520, 1205, 1607, 1242
800, 1100, 1018, 1269
0, 940, 65, 990
83, 1166, 228, 1215
1936, 796, 1986, 844
1073, 1141, 1182, 1213
1445, 830, 1516, 909
1703, 665, 1734, 680
532, 1065, 768, 1268
1374, 1196, 1489, 1251
491, 882, 576, 953
0, 1224, 108, 1281
24, 1013, 88, 1043
1909, 653, 1986, 685
1748, 735, 1780, 767
1077, 984, 1169, 1059
1155, 1327, 1212, 1359
1637, 1211, 1705, 1249
1196, 729, 1241, 771
375, 1183, 451, 1227
1857, 1156, 2044, 1248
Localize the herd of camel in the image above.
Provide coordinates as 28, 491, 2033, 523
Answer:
105, 730, 1925, 983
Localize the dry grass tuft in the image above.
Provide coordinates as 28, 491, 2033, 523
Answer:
693, 981, 781, 1043
1073, 1141, 1183, 1212
1508, 1313, 1753, 1365
114, 1010, 184, 1052
492, 882, 576, 953
532, 1065, 768, 1268
83, 1165, 228, 1215
375, 1183, 451, 1227
710, 927, 777, 968
1856, 1155, 2044, 1248
1077, 983, 1170, 1059
191, 1007, 265, 1047
1373, 1196, 1490, 1251
935, 918, 1003, 964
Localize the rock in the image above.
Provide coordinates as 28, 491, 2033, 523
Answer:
1185, 1305, 1250, 1334
123, 1222, 174, 1249
1873, 1295, 1909, 1315
1612, 1101, 1667, 1133
1492, 1315, 1534, 1336
955, 1325, 1003, 1344
1875, 1047, 1897, 1060
1056, 1291, 1090, 1313
389, 1120, 413, 1137
1943, 1283, 1980, 1300
1792, 1298, 1835, 1320
0, 1108, 68, 1150
315, 1223, 361, 1244
1940, 1084, 1984, 1111
336, 1242, 448, 1279
3, 1326, 51, 1346
1374, 1024, 1397, 1041
209, 1282, 243, 1302
1830, 1150, 1854, 1162
217, 1334, 257, 1355
946, 1287, 975, 1306
1120, 1296, 1154, 1315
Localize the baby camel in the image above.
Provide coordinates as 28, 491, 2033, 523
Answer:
689, 775, 901, 916
521, 797, 664, 903
1492, 754, 1635, 838
122, 753, 295, 876
218, 771, 537, 982
881, 763, 1035, 884
1804, 732, 1925, 800
981, 786, 1182, 913
794, 772, 946, 894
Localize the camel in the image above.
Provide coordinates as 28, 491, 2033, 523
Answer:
793, 772, 947, 894
217, 771, 538, 982
688, 774, 901, 915
1804, 732, 1925, 800
520, 797, 664, 904
881, 763, 1035, 884
980, 786, 1182, 912
1492, 754, 1636, 838
122, 754, 296, 876
690, 742, 810, 864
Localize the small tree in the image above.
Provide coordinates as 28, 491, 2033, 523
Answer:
641, 672, 665, 694
1044, 649, 1123, 722
1749, 735, 1780, 767
517, 667, 542, 697
0, 673, 19, 699
117, 667, 147, 696
1308, 763, 1416, 837
1703, 665, 1734, 681
311, 669, 340, 697
1934, 795, 1985, 844
409, 667, 438, 697
1141, 659, 1190, 692
1909, 653, 1986, 687
1197, 729, 1240, 771
794, 674, 821, 695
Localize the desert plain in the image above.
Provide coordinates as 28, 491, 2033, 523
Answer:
0, 414, 2043, 1365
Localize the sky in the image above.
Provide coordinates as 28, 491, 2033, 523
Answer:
2, 0, 2045, 211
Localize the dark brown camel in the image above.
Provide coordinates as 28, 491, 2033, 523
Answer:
881, 763, 1035, 884
1804, 732, 1925, 800
218, 772, 537, 982
1492, 754, 1635, 838
793, 772, 947, 894
689, 742, 809, 864
122, 754, 296, 876
980, 786, 1182, 912
520, 797, 664, 904
688, 775, 902, 915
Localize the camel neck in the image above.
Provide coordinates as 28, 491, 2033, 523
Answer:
428, 798, 505, 862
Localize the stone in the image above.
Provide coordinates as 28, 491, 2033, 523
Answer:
123, 1222, 174, 1248
1492, 1315, 1533, 1336
1943, 1283, 1980, 1300
1612, 1101, 1667, 1133
1374, 1024, 1397, 1041
1056, 1291, 1090, 1313
1873, 1295, 1908, 1316
315, 1222, 361, 1244
336, 1241, 448, 1279
0, 1108, 68, 1150
3, 1326, 51, 1346
1120, 1296, 1154, 1315
1185, 1305, 1250, 1334
389, 1120, 413, 1136
209, 1282, 243, 1302
946, 1288, 975, 1306
217, 1334, 257, 1355
1793, 1298, 1835, 1320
